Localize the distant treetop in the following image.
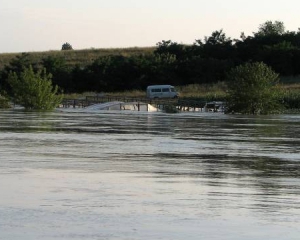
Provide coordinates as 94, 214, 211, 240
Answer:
61, 42, 73, 50
254, 21, 285, 36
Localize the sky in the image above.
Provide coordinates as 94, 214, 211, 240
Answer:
0, 0, 299, 53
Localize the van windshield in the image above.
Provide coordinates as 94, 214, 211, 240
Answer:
170, 87, 175, 92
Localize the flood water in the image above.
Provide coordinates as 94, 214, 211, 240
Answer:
1, 109, 300, 240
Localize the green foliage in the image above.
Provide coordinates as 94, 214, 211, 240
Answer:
163, 104, 179, 113
155, 40, 186, 59
41, 56, 72, 91
0, 53, 39, 94
193, 30, 235, 60
0, 93, 10, 108
42, 56, 68, 72
8, 66, 63, 110
281, 91, 300, 109
203, 29, 232, 45
226, 62, 284, 114
4, 53, 34, 72
255, 21, 285, 36
61, 42, 73, 50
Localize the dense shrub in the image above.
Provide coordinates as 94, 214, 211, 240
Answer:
8, 66, 63, 110
0, 94, 10, 108
226, 62, 284, 114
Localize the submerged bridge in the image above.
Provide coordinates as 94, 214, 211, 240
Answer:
61, 95, 223, 112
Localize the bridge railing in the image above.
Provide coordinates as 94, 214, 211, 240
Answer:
61, 95, 212, 111
85, 95, 179, 105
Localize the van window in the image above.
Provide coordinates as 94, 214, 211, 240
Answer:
162, 88, 169, 92
170, 88, 175, 92
151, 88, 161, 93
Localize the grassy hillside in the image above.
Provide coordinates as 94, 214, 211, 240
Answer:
0, 47, 155, 70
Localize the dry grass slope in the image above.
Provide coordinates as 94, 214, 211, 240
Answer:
0, 47, 155, 70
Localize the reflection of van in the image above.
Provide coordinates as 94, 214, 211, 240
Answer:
146, 85, 179, 99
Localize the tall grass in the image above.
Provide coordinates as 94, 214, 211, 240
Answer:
63, 83, 228, 100
280, 75, 300, 84
176, 82, 228, 100
0, 47, 155, 70
280, 89, 300, 109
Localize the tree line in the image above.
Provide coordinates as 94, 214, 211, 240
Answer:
1, 20, 300, 95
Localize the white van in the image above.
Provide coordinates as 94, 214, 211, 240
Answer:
146, 85, 179, 99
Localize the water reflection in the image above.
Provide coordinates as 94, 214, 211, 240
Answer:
1, 109, 300, 239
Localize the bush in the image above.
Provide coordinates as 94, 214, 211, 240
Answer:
226, 62, 284, 114
163, 104, 179, 113
0, 94, 10, 108
8, 66, 63, 110
282, 91, 300, 109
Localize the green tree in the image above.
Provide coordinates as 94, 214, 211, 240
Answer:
0, 93, 10, 108
0, 53, 37, 94
254, 20, 285, 36
41, 56, 72, 91
193, 30, 235, 60
226, 62, 283, 114
155, 40, 186, 59
203, 29, 232, 45
8, 66, 63, 110
61, 42, 73, 50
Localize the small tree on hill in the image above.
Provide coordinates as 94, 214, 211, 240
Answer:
8, 66, 63, 110
61, 42, 73, 50
226, 62, 283, 114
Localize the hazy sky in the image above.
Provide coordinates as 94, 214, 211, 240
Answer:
0, 0, 299, 53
